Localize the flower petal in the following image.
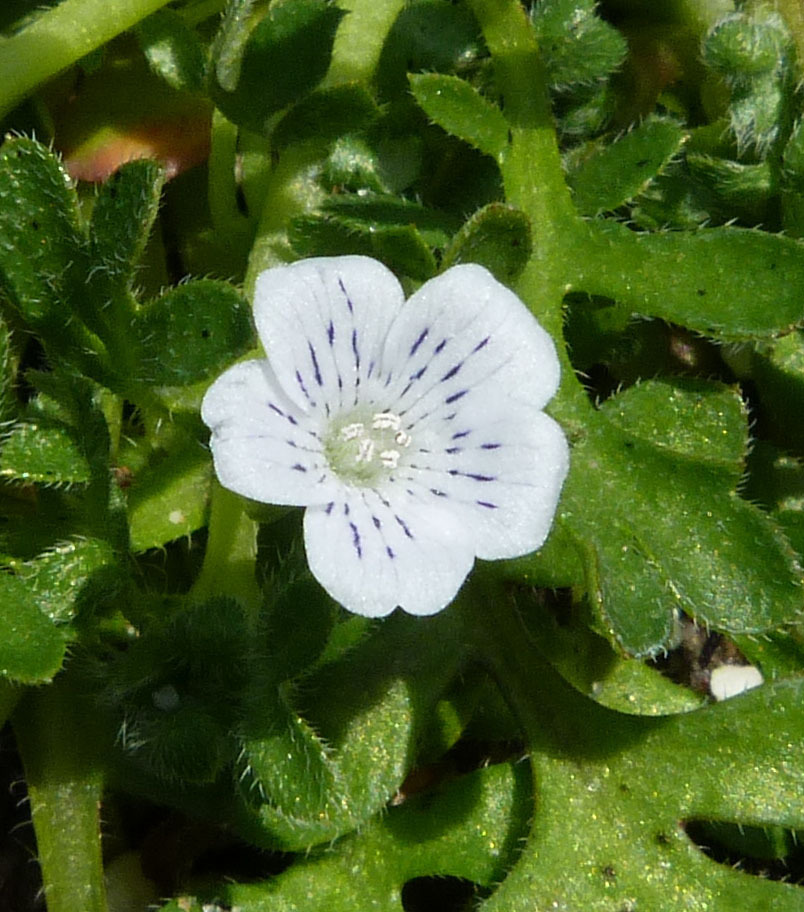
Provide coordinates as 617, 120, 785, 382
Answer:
201, 359, 338, 506
395, 400, 569, 559
379, 264, 561, 428
253, 256, 406, 418
303, 488, 475, 617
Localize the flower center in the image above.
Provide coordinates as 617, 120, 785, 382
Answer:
324, 410, 412, 485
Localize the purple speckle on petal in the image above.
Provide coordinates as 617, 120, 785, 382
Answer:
386, 545, 395, 559
372, 515, 381, 530
434, 339, 448, 354
481, 442, 501, 450
430, 488, 447, 497
473, 336, 490, 353
327, 320, 335, 345
452, 430, 470, 440
292, 463, 307, 473
445, 446, 462, 455
325, 502, 334, 515
269, 402, 285, 417
477, 500, 497, 509
351, 329, 360, 369
395, 514, 414, 539
445, 389, 467, 405
296, 370, 313, 403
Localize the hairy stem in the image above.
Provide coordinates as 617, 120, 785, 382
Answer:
14, 677, 108, 912
0, 0, 172, 118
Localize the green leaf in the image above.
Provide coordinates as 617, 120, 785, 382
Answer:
127, 445, 212, 552
562, 380, 801, 656
136, 8, 207, 94
750, 330, 804, 452
131, 280, 253, 387
409, 73, 509, 159
13, 537, 119, 623
441, 203, 531, 284
89, 160, 165, 294
531, 0, 627, 88
210, 0, 345, 134
235, 611, 465, 850
572, 221, 804, 340
567, 117, 687, 216
0, 419, 91, 486
0, 312, 15, 423
0, 574, 66, 683
272, 84, 380, 151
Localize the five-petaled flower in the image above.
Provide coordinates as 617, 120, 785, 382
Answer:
201, 256, 569, 617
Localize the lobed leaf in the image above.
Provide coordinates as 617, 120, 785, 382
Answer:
0, 574, 66, 683
567, 117, 687, 217
131, 280, 253, 387
409, 73, 509, 159
441, 203, 531, 284
210, 0, 345, 134
571, 221, 804, 340
561, 380, 801, 656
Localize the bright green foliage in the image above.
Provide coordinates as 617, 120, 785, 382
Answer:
132, 280, 252, 387
136, 8, 207, 94
559, 380, 801, 655
567, 117, 687, 216
4, 1, 804, 911
0, 575, 67, 683
209, 0, 345, 134
271, 84, 380, 151
409, 72, 509, 159
702, 11, 795, 155
531, 0, 627, 89
441, 203, 531, 284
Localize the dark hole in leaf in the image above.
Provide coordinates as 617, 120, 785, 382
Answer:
200, 328, 210, 339
636, 159, 649, 167
685, 820, 804, 885
697, 288, 706, 296
650, 615, 748, 693
30, 220, 39, 230
401, 876, 480, 912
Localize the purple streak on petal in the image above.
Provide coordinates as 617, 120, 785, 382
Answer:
473, 336, 490, 353
386, 546, 395, 559
288, 414, 299, 426
351, 328, 360, 369
440, 362, 463, 382
372, 515, 381, 530
292, 463, 308, 473
350, 521, 362, 558
409, 328, 429, 358
477, 501, 497, 509
296, 370, 313, 404
452, 430, 470, 439
430, 488, 447, 497
269, 402, 285, 417
445, 389, 468, 405
395, 514, 414, 539
434, 338, 448, 354
327, 320, 335, 345
448, 470, 496, 482
445, 446, 462, 455
481, 442, 501, 450
368, 360, 376, 378
445, 412, 457, 421
309, 342, 323, 387
325, 502, 334, 514
338, 278, 353, 314
344, 503, 350, 516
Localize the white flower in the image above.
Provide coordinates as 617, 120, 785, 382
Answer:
201, 256, 569, 617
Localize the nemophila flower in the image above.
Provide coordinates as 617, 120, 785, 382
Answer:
201, 256, 569, 617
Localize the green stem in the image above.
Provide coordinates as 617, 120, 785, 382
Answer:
322, 0, 406, 87
466, 0, 590, 426
191, 480, 261, 613
14, 677, 108, 912
0, 0, 172, 118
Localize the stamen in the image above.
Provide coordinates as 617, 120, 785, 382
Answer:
341, 422, 365, 441
356, 439, 375, 463
395, 430, 411, 447
373, 412, 401, 431
380, 450, 400, 469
